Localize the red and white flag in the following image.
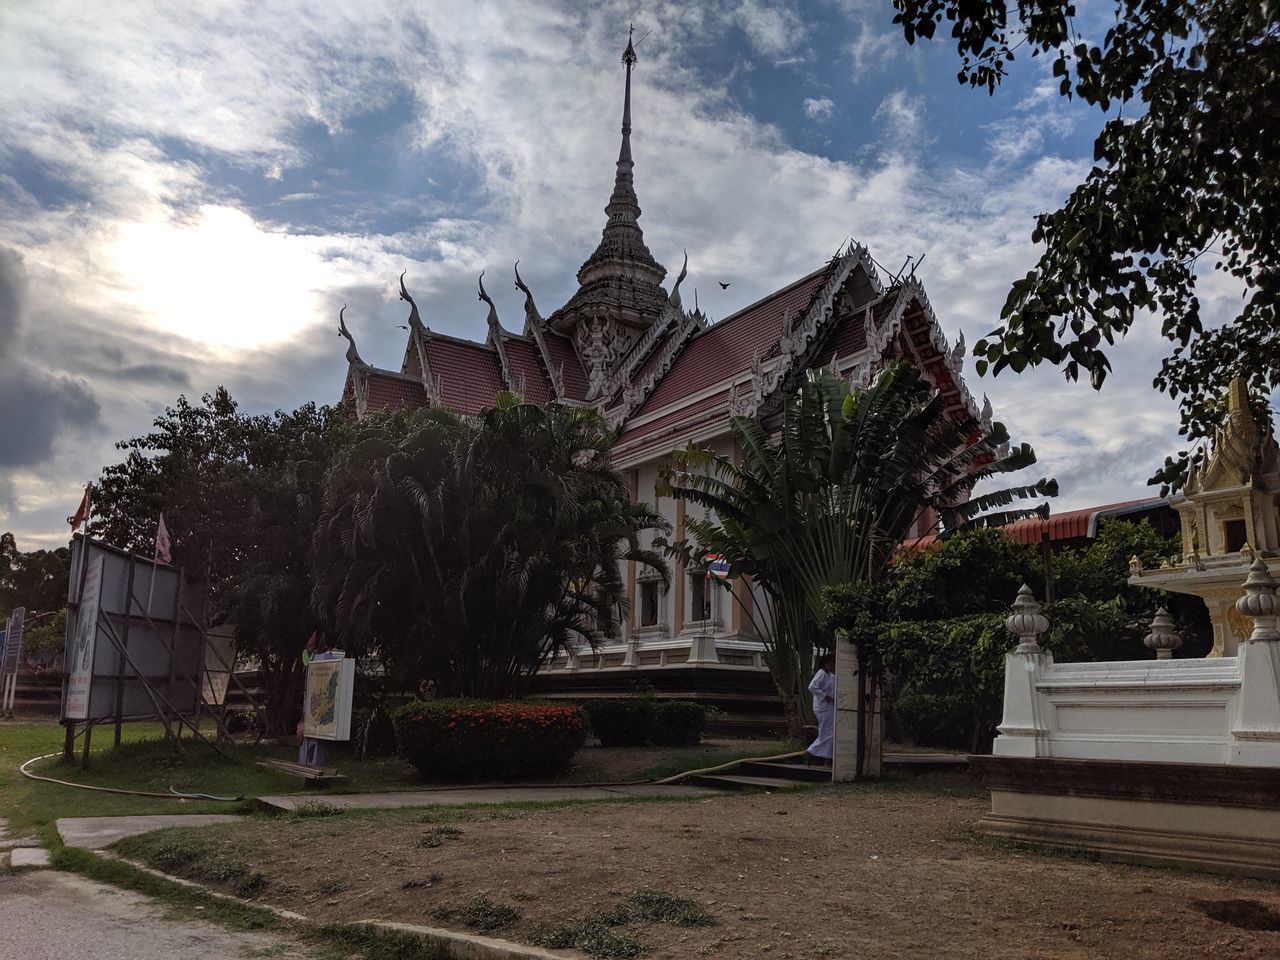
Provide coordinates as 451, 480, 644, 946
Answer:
154, 513, 172, 565
68, 483, 91, 532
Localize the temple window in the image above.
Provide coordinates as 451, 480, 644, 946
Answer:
640, 580, 660, 627
689, 572, 712, 623
1223, 519, 1247, 553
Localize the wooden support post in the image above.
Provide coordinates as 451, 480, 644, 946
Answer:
168, 570, 183, 718
81, 719, 94, 767
63, 721, 75, 762
114, 561, 135, 747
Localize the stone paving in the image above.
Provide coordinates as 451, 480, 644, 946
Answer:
57, 814, 245, 850
0, 869, 314, 960
0, 815, 46, 871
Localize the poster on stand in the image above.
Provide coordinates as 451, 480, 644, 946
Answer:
64, 558, 104, 720
302, 655, 355, 741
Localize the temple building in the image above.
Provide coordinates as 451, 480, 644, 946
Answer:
337, 37, 992, 717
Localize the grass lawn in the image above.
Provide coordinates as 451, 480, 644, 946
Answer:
0, 717, 792, 847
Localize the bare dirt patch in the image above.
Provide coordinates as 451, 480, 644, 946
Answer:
125, 776, 1280, 959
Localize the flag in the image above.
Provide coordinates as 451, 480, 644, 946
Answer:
155, 513, 172, 565
68, 484, 91, 531
705, 554, 731, 580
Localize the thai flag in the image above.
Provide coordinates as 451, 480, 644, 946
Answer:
705, 554, 731, 580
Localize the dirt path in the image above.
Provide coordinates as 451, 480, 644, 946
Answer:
125, 778, 1280, 959
0, 869, 313, 960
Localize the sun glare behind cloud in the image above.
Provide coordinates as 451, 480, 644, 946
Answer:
109, 204, 334, 351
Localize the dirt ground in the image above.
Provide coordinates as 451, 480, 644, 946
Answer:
138, 776, 1280, 959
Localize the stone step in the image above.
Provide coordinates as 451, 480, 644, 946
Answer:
738, 760, 831, 783
684, 773, 807, 792
10, 847, 51, 869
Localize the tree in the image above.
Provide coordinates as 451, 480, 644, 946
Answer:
891, 0, 1280, 491
91, 390, 359, 732
310, 395, 669, 698
826, 519, 1211, 751
0, 533, 70, 620
656, 362, 1056, 743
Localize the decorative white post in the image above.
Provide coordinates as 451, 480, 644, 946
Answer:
1144, 608, 1183, 659
1231, 557, 1280, 766
832, 632, 858, 782
992, 584, 1052, 758
1237, 557, 1280, 640
1007, 585, 1049, 653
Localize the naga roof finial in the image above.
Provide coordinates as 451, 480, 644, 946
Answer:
669, 249, 688, 309
338, 305, 364, 366
399, 271, 426, 332
478, 271, 503, 340
949, 329, 965, 370
513, 260, 544, 329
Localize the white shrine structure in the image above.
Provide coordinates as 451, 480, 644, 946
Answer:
974, 378, 1280, 879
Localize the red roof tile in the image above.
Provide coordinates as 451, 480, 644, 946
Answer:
543, 332, 590, 401
815, 306, 870, 368
617, 389, 731, 449
502, 335, 553, 404
900, 498, 1169, 551
1003, 498, 1167, 545
363, 369, 429, 413
423, 335, 505, 415
632, 325, 678, 386
636, 269, 828, 416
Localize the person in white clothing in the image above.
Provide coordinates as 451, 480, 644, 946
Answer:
805, 653, 836, 764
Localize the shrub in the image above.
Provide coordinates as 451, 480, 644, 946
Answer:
649, 701, 706, 747
583, 699, 657, 747
583, 699, 708, 747
393, 699, 587, 781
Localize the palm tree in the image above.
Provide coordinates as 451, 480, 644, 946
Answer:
656, 362, 1056, 744
310, 395, 669, 698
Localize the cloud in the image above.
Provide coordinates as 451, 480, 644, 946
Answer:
873, 89, 926, 143
0, 0, 1200, 546
735, 0, 807, 57
804, 97, 835, 121
848, 20, 895, 81
0, 248, 101, 470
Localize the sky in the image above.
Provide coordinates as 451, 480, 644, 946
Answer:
0, 0, 1240, 550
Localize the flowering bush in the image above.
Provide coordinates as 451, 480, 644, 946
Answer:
393, 699, 587, 781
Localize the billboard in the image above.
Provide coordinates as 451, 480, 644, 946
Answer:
64, 559, 103, 719
2, 606, 24, 673
302, 655, 355, 741
62, 536, 207, 724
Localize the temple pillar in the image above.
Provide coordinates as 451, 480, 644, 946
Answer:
673, 497, 685, 636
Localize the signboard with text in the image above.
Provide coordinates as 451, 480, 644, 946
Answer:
64, 558, 103, 720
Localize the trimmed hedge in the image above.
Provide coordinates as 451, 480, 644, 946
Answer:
649, 701, 707, 746
582, 699, 656, 747
582, 699, 706, 747
393, 699, 587, 781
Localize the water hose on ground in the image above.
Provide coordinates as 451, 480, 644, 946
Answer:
19, 752, 243, 802
17, 746, 805, 804
652, 749, 807, 785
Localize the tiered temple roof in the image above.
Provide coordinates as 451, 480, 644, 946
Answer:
339, 35, 987, 455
